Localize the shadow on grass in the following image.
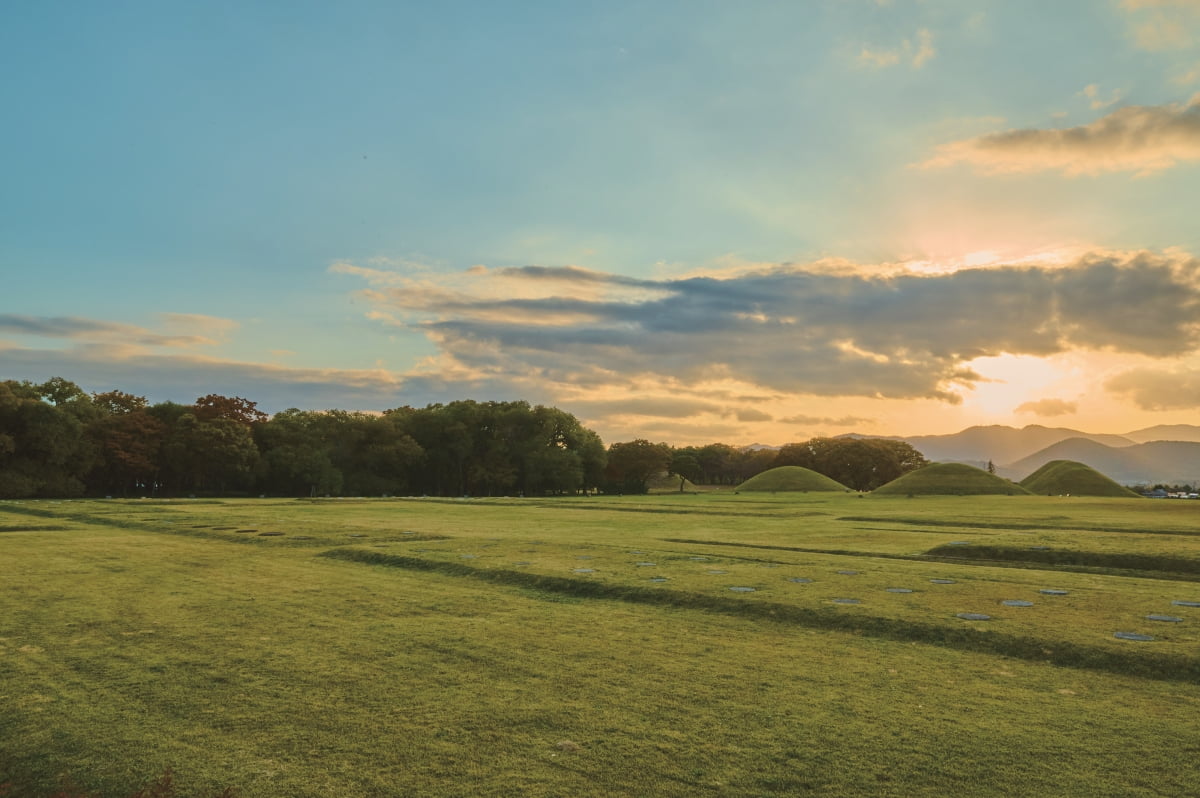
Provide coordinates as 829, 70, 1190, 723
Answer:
321, 548, 1200, 685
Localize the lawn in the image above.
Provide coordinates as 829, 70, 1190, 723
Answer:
2, 494, 1199, 796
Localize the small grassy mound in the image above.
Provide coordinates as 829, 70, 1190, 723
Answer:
1019, 460, 1140, 498
736, 466, 850, 492
873, 462, 1031, 496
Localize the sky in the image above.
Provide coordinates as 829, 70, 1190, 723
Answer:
3, 0, 1200, 446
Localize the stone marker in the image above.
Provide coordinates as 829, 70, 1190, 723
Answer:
1172, 600, 1200, 607
1114, 631, 1154, 641
886, 588, 914, 593
956, 613, 990, 620
573, 568, 596, 574
930, 579, 956, 585
460, 554, 477, 559
707, 569, 728, 575
729, 587, 756, 593
1146, 614, 1183, 622
1002, 600, 1033, 607
1039, 589, 1069, 596
649, 577, 668, 583
635, 562, 656, 567
837, 570, 858, 575
787, 577, 812, 583
948, 541, 971, 546
689, 556, 709, 561
832, 598, 861, 604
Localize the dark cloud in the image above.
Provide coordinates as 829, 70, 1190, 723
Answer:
1014, 398, 1078, 417
1106, 367, 1200, 409
734, 408, 773, 422
0, 314, 213, 348
353, 251, 1200, 403
0, 344, 539, 413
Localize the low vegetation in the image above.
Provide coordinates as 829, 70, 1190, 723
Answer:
2, 493, 1200, 796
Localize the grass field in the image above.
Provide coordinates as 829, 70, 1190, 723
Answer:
2, 493, 1200, 796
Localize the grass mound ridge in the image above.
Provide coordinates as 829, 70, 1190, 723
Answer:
1020, 460, 1140, 498
873, 463, 1031, 496
838, 515, 1200, 537
737, 466, 850, 492
925, 543, 1200, 575
321, 547, 1200, 684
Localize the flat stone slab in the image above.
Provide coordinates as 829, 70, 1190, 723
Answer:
460, 554, 478, 559
706, 569, 728, 575
956, 613, 991, 621
832, 598, 861, 604
688, 556, 709, 561
512, 561, 532, 566
1039, 589, 1069, 596
729, 587, 756, 593
1172, 600, 1200, 607
885, 587, 913, 593
649, 577, 669, 583
1114, 631, 1154, 641
635, 562, 656, 567
787, 577, 813, 583
837, 570, 858, 575
348, 534, 367, 538
947, 541, 971, 546
572, 568, 596, 574
930, 579, 957, 585
1028, 546, 1050, 550
1002, 600, 1034, 607
1146, 614, 1183, 622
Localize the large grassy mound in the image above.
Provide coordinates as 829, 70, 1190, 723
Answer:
737, 465, 850, 492
873, 462, 1031, 496
1020, 460, 1140, 497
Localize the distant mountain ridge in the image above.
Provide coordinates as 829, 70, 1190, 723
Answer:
829, 423, 1200, 486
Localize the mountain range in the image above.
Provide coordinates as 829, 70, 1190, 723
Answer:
895, 424, 1200, 486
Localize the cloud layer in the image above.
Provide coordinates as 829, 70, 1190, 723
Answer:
338, 250, 1200, 407
923, 96, 1200, 176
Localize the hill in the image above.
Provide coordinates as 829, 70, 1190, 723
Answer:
902, 425, 1135, 465
1002, 439, 1200, 486
1122, 424, 1200, 444
737, 466, 850, 492
873, 462, 1031, 496
1019, 460, 1140, 498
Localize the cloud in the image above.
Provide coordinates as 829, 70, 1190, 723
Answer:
921, 96, 1200, 176
0, 314, 228, 349
1080, 84, 1125, 110
780, 414, 875, 426
858, 29, 935, 69
563, 397, 723, 419
336, 249, 1200, 408
1014, 398, 1078, 417
735, 408, 773, 422
1106, 366, 1200, 409
1120, 0, 1200, 50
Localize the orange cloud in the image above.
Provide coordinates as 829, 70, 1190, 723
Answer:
922, 96, 1200, 176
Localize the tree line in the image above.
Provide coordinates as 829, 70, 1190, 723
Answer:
0, 378, 605, 498
1, 377, 928, 498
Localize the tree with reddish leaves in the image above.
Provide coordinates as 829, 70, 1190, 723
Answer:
192, 394, 267, 426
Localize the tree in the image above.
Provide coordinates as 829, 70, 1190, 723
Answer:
87, 391, 166, 496
987, 459, 996, 475
604, 439, 671, 494
774, 436, 927, 492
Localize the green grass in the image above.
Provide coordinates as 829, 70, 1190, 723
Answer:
873, 463, 1032, 496
2, 494, 1200, 796
1020, 460, 1140, 498
735, 466, 850, 492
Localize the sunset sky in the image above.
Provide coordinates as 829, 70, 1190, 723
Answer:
4, 0, 1200, 445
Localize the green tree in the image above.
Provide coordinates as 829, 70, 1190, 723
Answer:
605, 439, 671, 494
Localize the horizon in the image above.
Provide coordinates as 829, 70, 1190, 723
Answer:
5, 1, 1200, 446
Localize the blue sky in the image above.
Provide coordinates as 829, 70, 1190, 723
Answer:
4, 1, 1200, 444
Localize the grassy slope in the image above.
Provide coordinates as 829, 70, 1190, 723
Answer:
1020, 460, 1140, 498
736, 466, 850, 492
874, 463, 1032, 496
1, 496, 1199, 796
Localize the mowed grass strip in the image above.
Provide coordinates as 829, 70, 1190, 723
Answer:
2, 520, 1200, 797
324, 547, 1200, 683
